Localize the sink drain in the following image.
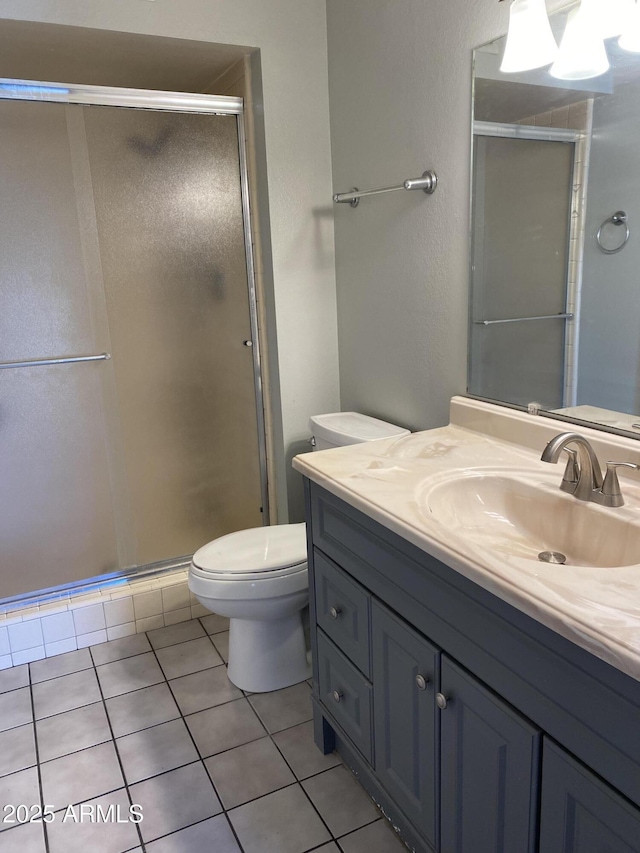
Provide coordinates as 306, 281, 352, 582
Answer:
538, 551, 567, 565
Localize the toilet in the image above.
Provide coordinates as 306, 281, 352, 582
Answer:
188, 412, 410, 693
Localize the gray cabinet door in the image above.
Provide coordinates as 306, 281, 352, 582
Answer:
372, 601, 439, 847
539, 739, 640, 853
440, 655, 541, 853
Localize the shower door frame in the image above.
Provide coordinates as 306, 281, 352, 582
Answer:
0, 77, 270, 525
470, 120, 585, 409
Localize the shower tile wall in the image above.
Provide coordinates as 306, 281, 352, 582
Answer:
0, 570, 203, 670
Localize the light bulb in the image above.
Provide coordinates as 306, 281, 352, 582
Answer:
619, 0, 640, 51
550, 6, 610, 80
500, 0, 558, 73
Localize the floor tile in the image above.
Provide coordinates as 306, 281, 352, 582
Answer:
185, 698, 265, 758
0, 724, 36, 776
169, 666, 242, 716
90, 632, 151, 666
117, 718, 199, 784
0, 820, 46, 852
30, 648, 92, 684
273, 721, 341, 780
40, 741, 124, 810
147, 620, 205, 650
32, 669, 101, 719
0, 665, 29, 694
96, 652, 164, 699
47, 789, 140, 853
200, 613, 230, 636
248, 682, 312, 733
303, 765, 379, 838
0, 686, 33, 732
155, 638, 222, 680
205, 736, 295, 809
145, 815, 240, 853
130, 761, 222, 843
36, 702, 111, 762
337, 818, 408, 852
106, 682, 179, 738
313, 845, 340, 852
210, 630, 229, 662
228, 783, 330, 853
0, 768, 40, 832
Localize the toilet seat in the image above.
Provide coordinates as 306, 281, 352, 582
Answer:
189, 522, 308, 603
192, 522, 307, 577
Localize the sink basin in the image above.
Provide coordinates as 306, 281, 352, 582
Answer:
419, 469, 640, 568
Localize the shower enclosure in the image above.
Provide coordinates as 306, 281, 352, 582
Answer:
0, 82, 267, 600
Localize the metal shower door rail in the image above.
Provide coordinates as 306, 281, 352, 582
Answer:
0, 79, 243, 115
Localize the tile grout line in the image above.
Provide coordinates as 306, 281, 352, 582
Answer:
27, 661, 51, 853
241, 683, 341, 846
88, 643, 147, 853
147, 625, 249, 853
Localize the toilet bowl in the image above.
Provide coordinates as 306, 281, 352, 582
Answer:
189, 523, 309, 693
189, 412, 410, 693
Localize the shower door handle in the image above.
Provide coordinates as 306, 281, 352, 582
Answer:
0, 353, 111, 370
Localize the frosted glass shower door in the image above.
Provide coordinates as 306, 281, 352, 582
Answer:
81, 105, 264, 566
0, 100, 119, 597
469, 135, 573, 409
0, 93, 264, 598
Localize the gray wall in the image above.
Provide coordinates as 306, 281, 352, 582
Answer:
0, 0, 341, 522
578, 80, 640, 415
326, 0, 568, 431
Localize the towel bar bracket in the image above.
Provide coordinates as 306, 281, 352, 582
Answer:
334, 170, 437, 207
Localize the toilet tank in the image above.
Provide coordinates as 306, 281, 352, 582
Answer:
309, 412, 410, 451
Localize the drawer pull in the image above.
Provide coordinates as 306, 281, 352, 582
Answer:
329, 606, 342, 619
436, 692, 449, 710
416, 674, 428, 691
332, 689, 344, 703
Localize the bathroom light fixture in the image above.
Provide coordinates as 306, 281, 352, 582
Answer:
550, 5, 610, 80
500, 0, 559, 73
581, 0, 634, 39
619, 0, 640, 51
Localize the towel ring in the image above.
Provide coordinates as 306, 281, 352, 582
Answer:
596, 211, 630, 255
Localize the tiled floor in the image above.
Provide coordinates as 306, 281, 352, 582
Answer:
0, 617, 407, 853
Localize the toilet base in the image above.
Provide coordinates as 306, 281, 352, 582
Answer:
227, 612, 312, 693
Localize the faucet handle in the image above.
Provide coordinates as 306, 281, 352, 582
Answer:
561, 448, 579, 487
599, 462, 640, 507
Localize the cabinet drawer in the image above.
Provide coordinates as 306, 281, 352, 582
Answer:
314, 550, 371, 677
317, 629, 373, 762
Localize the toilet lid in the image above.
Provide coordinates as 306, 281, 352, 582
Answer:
192, 523, 307, 575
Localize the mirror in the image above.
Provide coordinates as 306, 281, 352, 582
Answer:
470, 1, 640, 437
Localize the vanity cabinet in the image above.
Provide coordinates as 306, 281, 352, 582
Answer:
539, 741, 640, 853
439, 656, 540, 853
372, 602, 438, 846
305, 480, 640, 853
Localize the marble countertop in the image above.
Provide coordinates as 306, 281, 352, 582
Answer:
294, 414, 640, 682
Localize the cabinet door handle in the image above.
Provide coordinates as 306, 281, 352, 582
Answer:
436, 693, 449, 710
329, 606, 342, 619
416, 674, 428, 691
332, 689, 343, 703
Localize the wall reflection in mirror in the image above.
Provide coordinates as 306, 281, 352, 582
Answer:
470, 0, 640, 436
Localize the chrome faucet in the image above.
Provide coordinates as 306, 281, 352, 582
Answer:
541, 432, 640, 507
